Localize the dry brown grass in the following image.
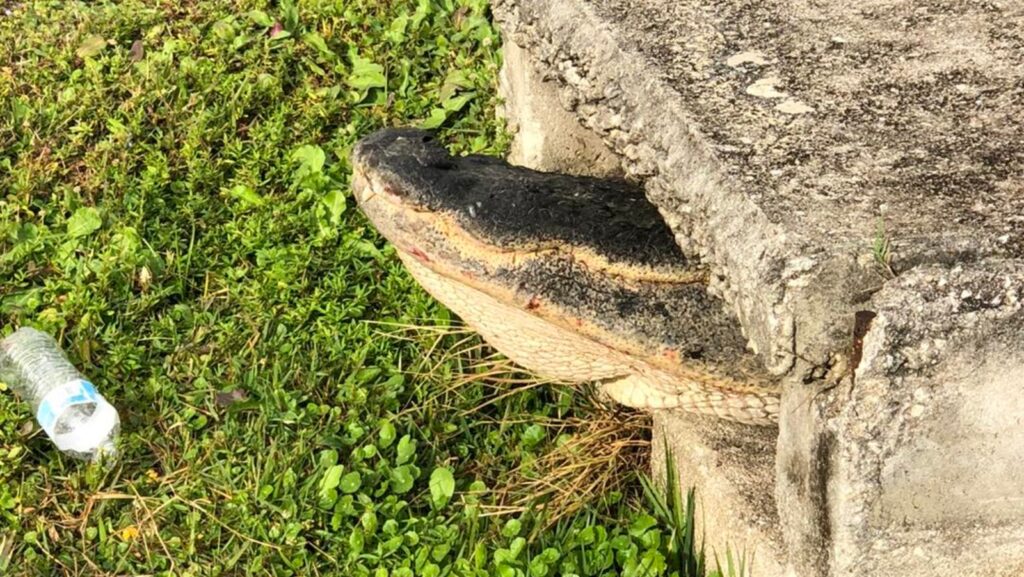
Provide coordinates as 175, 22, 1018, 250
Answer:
377, 319, 651, 529
486, 388, 650, 530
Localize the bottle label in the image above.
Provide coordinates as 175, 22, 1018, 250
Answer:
36, 379, 100, 438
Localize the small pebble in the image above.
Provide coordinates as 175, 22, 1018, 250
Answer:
746, 77, 788, 99
776, 99, 815, 114
726, 50, 769, 67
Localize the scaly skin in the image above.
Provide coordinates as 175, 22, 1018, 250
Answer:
352, 129, 780, 426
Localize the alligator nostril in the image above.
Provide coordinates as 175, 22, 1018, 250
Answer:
421, 135, 434, 143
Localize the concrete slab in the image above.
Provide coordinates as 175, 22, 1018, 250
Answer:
493, 1, 1024, 575
812, 261, 1024, 577
494, 0, 1024, 373
498, 41, 622, 177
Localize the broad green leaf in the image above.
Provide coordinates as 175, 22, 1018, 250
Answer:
463, 480, 487, 505
396, 434, 416, 465
501, 518, 522, 539
378, 421, 397, 448
429, 467, 455, 508
538, 548, 560, 564
321, 189, 347, 224
390, 465, 416, 494
609, 535, 631, 552
321, 464, 344, 492
319, 449, 339, 469
629, 514, 658, 536
319, 487, 338, 509
419, 108, 447, 129
431, 543, 451, 562
66, 207, 102, 238
386, 13, 409, 44
346, 422, 366, 444
246, 10, 273, 27
228, 184, 264, 207
411, 0, 432, 29
520, 423, 545, 448
439, 70, 474, 100
508, 537, 526, 559
347, 52, 386, 91
211, 17, 236, 41
384, 535, 404, 554
339, 471, 361, 494
349, 527, 365, 553
280, 0, 299, 32
442, 91, 475, 113
76, 35, 106, 58
302, 32, 331, 56
292, 145, 325, 176
360, 510, 377, 534
353, 366, 381, 384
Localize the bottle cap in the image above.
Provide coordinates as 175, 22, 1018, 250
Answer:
50, 398, 120, 457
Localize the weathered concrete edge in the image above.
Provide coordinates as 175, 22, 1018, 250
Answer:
492, 0, 869, 379
497, 41, 624, 177
828, 260, 1024, 576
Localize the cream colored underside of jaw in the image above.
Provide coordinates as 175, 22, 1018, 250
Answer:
399, 221, 779, 397
399, 254, 780, 426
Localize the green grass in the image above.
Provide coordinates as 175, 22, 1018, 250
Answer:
871, 219, 895, 278
0, 1, 723, 575
641, 447, 752, 577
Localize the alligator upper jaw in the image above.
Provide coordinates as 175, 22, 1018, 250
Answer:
350, 128, 460, 212
352, 149, 706, 287
351, 128, 703, 276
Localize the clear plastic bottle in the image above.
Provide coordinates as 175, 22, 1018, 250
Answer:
0, 327, 120, 462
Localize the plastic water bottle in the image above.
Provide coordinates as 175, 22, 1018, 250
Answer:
0, 327, 120, 462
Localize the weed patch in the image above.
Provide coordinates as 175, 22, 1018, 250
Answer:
0, 1, 728, 575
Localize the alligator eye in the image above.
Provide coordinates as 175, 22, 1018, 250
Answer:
421, 135, 434, 143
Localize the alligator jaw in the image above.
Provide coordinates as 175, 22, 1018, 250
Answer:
352, 128, 781, 425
